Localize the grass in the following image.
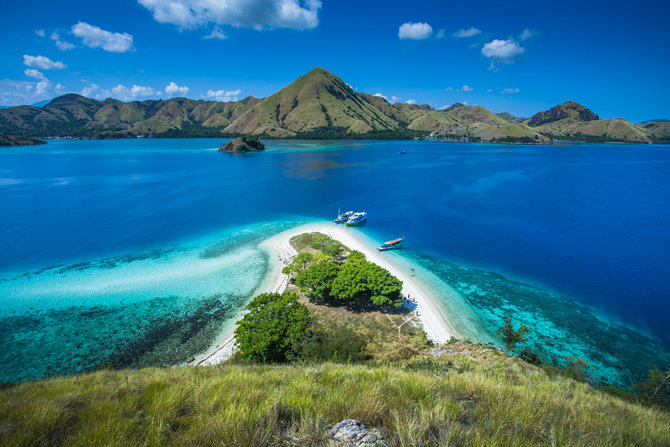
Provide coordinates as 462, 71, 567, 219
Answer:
1, 358, 669, 446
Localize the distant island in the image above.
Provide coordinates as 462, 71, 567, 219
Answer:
218, 135, 266, 152
1, 67, 668, 144
0, 132, 46, 146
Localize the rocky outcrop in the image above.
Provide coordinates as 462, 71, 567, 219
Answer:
218, 135, 266, 152
0, 132, 46, 146
327, 419, 386, 446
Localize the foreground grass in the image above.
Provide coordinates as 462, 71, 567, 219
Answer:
1, 359, 669, 446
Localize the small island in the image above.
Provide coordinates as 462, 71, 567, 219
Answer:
218, 135, 265, 153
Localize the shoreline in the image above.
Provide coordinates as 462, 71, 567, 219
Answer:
193, 221, 459, 366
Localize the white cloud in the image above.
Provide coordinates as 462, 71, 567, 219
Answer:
71, 22, 134, 52
453, 27, 481, 38
51, 32, 75, 51
391, 96, 400, 103
205, 88, 242, 102
23, 69, 51, 95
406, 99, 417, 105
519, 28, 537, 41
23, 54, 66, 70
80, 81, 112, 99
398, 22, 433, 40
435, 28, 446, 39
481, 39, 525, 63
461, 85, 473, 92
165, 81, 189, 97
111, 84, 156, 101
205, 27, 227, 39
437, 104, 450, 110
501, 87, 520, 94
138, 0, 322, 30
373, 92, 388, 101
35, 29, 45, 37
24, 69, 46, 80
444, 86, 454, 92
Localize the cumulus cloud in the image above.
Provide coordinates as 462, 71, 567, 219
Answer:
71, 22, 134, 52
111, 84, 156, 101
206, 88, 242, 102
205, 27, 227, 39
51, 32, 75, 51
165, 81, 189, 97
444, 86, 454, 92
398, 22, 433, 40
406, 99, 417, 105
35, 29, 46, 37
500, 87, 520, 94
23, 54, 66, 70
391, 96, 400, 103
453, 27, 481, 38
461, 85, 474, 92
138, 0, 322, 30
23, 69, 51, 95
481, 39, 525, 63
435, 28, 446, 39
373, 92, 388, 101
519, 28, 537, 41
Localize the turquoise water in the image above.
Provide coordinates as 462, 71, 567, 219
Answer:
1, 139, 669, 385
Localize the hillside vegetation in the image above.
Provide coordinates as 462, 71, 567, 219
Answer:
1, 232, 669, 445
2, 68, 663, 143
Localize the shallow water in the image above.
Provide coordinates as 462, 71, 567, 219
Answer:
1, 139, 669, 384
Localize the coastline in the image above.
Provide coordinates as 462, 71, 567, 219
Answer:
193, 221, 459, 366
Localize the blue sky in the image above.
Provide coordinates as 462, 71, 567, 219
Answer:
1, 0, 668, 121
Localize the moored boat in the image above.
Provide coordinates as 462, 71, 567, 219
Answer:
377, 237, 404, 251
334, 209, 353, 223
345, 211, 367, 226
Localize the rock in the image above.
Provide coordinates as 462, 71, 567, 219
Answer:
186, 356, 195, 363
218, 135, 265, 152
327, 419, 387, 446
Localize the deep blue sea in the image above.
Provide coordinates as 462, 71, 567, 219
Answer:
1, 138, 669, 385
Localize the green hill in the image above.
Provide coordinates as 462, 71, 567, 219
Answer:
431, 106, 552, 144
527, 101, 654, 143
1, 350, 668, 446
223, 67, 399, 137
0, 94, 261, 139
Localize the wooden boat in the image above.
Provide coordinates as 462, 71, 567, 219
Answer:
377, 237, 404, 251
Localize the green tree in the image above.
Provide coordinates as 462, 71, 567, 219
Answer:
282, 252, 314, 275
234, 292, 311, 363
346, 250, 366, 264
497, 315, 530, 352
294, 262, 340, 302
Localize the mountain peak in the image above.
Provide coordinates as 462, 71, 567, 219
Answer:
528, 101, 599, 126
45, 94, 101, 108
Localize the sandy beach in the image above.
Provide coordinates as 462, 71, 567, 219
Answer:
194, 221, 459, 365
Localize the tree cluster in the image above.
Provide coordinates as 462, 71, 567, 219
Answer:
293, 251, 402, 307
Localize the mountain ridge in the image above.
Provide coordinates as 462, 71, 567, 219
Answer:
0, 68, 663, 144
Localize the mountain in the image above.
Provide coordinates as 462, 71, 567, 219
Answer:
638, 120, 670, 143
497, 112, 526, 123
430, 106, 551, 143
527, 101, 653, 143
0, 94, 261, 138
0, 69, 663, 144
